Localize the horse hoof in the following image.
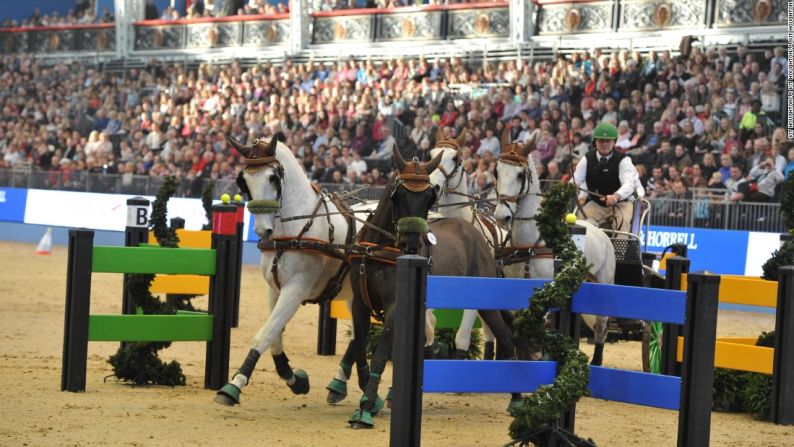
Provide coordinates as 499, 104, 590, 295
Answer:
385, 387, 393, 409
326, 379, 347, 404
507, 397, 523, 414
288, 369, 310, 395
215, 384, 241, 406
348, 410, 374, 429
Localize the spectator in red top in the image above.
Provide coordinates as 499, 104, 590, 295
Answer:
439, 102, 459, 128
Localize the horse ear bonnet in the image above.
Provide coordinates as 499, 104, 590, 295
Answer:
236, 171, 251, 201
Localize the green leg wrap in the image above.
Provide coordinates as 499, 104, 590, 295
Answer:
287, 369, 310, 395
349, 409, 374, 429
360, 394, 385, 416
214, 383, 241, 406
326, 378, 348, 404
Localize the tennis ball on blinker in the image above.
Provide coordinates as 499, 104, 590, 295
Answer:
221, 193, 231, 204
565, 213, 577, 224
234, 194, 243, 202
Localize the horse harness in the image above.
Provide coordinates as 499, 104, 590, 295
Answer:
346, 159, 436, 322
258, 183, 356, 304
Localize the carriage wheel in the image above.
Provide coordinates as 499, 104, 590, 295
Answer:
641, 321, 663, 374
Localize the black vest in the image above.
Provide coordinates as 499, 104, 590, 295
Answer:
585, 150, 625, 206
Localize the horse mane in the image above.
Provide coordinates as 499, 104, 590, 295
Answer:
360, 173, 398, 244
273, 139, 309, 177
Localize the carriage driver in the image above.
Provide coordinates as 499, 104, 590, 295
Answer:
572, 122, 641, 233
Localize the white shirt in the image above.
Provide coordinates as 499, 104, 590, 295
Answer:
573, 151, 639, 201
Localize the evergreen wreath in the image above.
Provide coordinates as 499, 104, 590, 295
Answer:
508, 183, 593, 446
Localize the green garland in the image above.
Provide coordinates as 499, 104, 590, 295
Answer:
762, 170, 794, 280
509, 183, 593, 445
108, 177, 186, 386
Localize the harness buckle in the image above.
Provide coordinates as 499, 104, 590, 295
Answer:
359, 262, 366, 275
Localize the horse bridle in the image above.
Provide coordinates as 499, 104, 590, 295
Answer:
435, 148, 464, 195
241, 139, 285, 209
495, 152, 533, 213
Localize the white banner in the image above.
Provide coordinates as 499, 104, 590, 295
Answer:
24, 190, 211, 232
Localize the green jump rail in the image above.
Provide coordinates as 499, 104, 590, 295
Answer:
88, 314, 213, 342
92, 246, 216, 275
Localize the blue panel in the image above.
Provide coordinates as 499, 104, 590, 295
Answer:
427, 277, 685, 324
0, 188, 28, 223
427, 276, 548, 310
642, 226, 748, 275
247, 214, 258, 243
572, 283, 686, 325
423, 360, 557, 393
589, 366, 681, 410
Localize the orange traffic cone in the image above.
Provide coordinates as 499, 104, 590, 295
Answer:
35, 227, 52, 255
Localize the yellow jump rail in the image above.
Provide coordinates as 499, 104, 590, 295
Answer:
148, 229, 212, 295
678, 273, 778, 374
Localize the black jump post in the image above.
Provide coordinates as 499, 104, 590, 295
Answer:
122, 197, 150, 316
677, 272, 720, 447
316, 300, 338, 356
661, 256, 690, 377
61, 229, 95, 392
390, 255, 429, 447
205, 203, 239, 390
772, 266, 794, 425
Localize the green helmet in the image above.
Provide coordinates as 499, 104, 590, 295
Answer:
592, 122, 618, 140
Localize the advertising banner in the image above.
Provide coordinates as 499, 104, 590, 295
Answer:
0, 188, 28, 223
642, 226, 750, 275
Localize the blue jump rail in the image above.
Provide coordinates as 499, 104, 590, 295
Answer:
426, 276, 686, 325
423, 276, 687, 411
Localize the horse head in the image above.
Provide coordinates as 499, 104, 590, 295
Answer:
428, 127, 466, 199
391, 144, 443, 254
494, 127, 540, 227
229, 136, 283, 240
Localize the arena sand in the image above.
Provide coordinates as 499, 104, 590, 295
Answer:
0, 240, 791, 447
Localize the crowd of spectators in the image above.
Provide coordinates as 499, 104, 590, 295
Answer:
148, 0, 288, 21
312, 0, 503, 12
1, 1, 113, 28
0, 41, 791, 205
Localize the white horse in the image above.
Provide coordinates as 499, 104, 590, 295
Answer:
215, 136, 362, 405
493, 130, 615, 366
427, 128, 502, 359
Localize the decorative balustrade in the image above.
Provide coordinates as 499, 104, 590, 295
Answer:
0, 23, 115, 55
311, 3, 510, 45
536, 0, 615, 34
0, 0, 785, 58
133, 14, 290, 51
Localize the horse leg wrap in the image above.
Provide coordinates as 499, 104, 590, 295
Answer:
361, 372, 381, 412
273, 352, 293, 380
591, 343, 604, 366
239, 349, 261, 380
356, 364, 370, 391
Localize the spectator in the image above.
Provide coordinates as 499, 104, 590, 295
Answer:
746, 158, 784, 202
144, 0, 159, 20
725, 165, 750, 202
